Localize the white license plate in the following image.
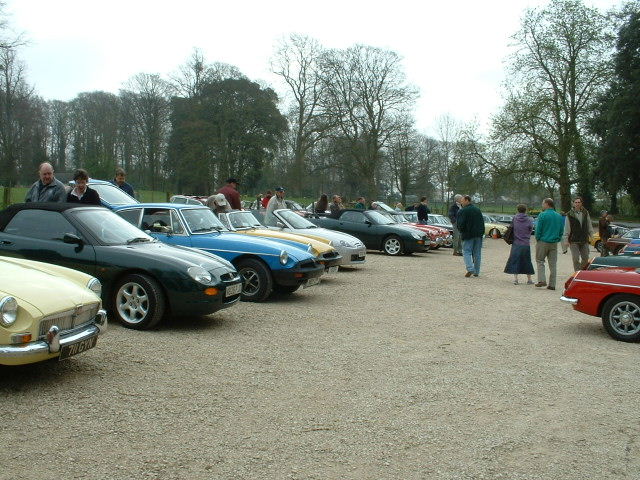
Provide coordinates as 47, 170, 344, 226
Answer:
59, 335, 98, 361
304, 277, 321, 288
225, 283, 243, 297
327, 266, 339, 274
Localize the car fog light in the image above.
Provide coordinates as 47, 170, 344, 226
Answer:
204, 287, 219, 296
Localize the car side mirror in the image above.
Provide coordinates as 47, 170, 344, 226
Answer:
365, 220, 372, 226
63, 233, 83, 245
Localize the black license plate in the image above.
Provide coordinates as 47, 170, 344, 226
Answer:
59, 335, 98, 361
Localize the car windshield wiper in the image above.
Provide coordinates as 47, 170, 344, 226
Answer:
126, 237, 151, 244
191, 227, 215, 233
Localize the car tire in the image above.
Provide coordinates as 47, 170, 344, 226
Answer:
594, 240, 603, 254
601, 294, 640, 342
382, 235, 404, 256
237, 258, 273, 302
272, 283, 301, 295
112, 274, 165, 330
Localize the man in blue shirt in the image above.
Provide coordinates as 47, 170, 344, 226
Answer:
534, 198, 565, 290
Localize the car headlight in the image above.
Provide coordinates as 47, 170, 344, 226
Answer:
339, 240, 353, 247
411, 231, 422, 240
86, 277, 102, 297
279, 250, 289, 265
188, 266, 212, 284
0, 296, 18, 327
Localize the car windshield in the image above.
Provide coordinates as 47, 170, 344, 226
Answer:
367, 211, 396, 225
372, 201, 395, 213
228, 211, 263, 229
90, 182, 139, 205
181, 208, 228, 233
278, 209, 318, 229
624, 229, 640, 239
71, 208, 154, 245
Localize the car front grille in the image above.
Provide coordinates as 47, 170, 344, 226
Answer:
220, 272, 238, 282
299, 259, 317, 269
38, 303, 101, 339
322, 251, 339, 259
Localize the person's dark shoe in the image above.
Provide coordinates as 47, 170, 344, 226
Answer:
534, 282, 547, 288
473, 274, 479, 277
465, 271, 473, 278
547, 286, 556, 291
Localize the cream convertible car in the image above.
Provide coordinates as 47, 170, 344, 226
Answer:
0, 257, 107, 366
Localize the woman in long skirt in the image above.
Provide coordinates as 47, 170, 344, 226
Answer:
504, 204, 535, 285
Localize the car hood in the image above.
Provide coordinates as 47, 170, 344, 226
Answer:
109, 241, 235, 272
0, 261, 100, 316
230, 228, 335, 254
190, 231, 315, 262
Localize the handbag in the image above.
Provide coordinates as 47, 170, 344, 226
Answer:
503, 223, 514, 245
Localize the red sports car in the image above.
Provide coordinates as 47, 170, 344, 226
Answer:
561, 268, 640, 342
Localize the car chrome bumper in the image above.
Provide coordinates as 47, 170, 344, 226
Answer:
0, 309, 107, 359
560, 296, 578, 305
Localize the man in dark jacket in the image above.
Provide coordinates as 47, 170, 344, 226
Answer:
416, 197, 430, 224
456, 195, 485, 277
67, 169, 101, 205
24, 162, 66, 203
448, 194, 463, 256
562, 196, 593, 271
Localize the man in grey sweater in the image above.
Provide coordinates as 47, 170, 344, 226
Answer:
24, 162, 66, 203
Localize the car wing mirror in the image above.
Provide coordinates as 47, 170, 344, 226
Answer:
365, 220, 372, 226
63, 233, 83, 245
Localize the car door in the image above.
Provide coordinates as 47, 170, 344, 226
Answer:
335, 211, 376, 247
0, 209, 97, 275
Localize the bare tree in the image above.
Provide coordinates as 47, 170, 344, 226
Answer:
121, 73, 171, 191
271, 34, 332, 195
0, 47, 32, 186
319, 45, 418, 199
170, 48, 244, 98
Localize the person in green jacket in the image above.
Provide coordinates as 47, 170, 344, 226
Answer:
456, 195, 485, 277
534, 198, 565, 290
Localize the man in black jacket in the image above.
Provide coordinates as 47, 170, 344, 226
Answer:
67, 169, 101, 205
416, 197, 430, 224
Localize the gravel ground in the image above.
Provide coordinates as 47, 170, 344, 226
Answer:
2, 239, 639, 480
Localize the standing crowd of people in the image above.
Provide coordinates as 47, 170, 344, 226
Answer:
27, 163, 596, 287
24, 162, 135, 206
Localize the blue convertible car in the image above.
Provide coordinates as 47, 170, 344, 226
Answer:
113, 204, 324, 302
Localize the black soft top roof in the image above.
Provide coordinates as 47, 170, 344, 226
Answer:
0, 202, 103, 230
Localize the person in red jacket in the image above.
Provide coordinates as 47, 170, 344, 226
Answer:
261, 190, 273, 209
217, 178, 242, 210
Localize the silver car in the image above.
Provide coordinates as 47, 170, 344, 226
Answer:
254, 209, 367, 266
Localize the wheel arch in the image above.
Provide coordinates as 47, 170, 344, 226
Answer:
106, 268, 172, 315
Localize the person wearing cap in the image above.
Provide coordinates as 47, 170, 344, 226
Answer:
265, 187, 286, 226
206, 193, 231, 214
598, 209, 611, 257
217, 178, 242, 210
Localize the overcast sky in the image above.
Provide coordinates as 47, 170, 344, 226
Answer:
5, 0, 621, 136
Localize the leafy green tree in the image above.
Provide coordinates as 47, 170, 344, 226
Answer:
168, 78, 287, 194
590, 4, 640, 212
490, 0, 613, 212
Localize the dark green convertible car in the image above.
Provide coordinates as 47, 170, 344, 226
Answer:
0, 203, 243, 330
